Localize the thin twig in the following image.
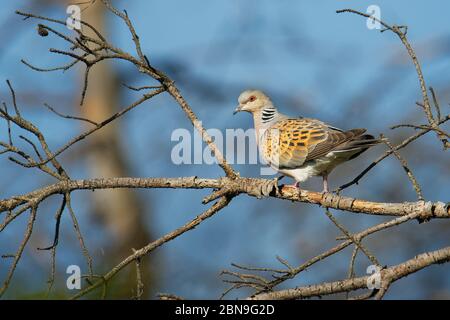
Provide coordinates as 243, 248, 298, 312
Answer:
337, 116, 449, 191
66, 193, 94, 279
0, 206, 38, 297
44, 103, 98, 125
381, 134, 424, 200
337, 8, 449, 149
132, 249, 144, 300
323, 209, 380, 267
37, 196, 66, 250
70, 196, 232, 299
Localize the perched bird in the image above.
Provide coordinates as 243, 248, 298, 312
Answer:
233, 90, 381, 192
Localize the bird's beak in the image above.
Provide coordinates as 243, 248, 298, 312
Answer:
233, 105, 242, 115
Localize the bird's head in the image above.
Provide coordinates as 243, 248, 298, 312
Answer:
234, 90, 272, 115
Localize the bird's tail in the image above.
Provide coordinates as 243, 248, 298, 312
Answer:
335, 129, 382, 159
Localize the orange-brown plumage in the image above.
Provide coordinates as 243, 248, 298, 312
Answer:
234, 90, 381, 192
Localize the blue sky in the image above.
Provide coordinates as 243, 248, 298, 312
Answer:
1, 0, 449, 299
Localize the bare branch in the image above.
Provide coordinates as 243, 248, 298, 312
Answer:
132, 249, 144, 300
44, 103, 98, 126
323, 209, 379, 266
337, 116, 449, 191
70, 196, 232, 299
1, 177, 448, 220
37, 196, 66, 251
250, 246, 450, 300
6, 80, 20, 117
0, 206, 38, 297
19, 88, 165, 168
337, 8, 449, 149
226, 208, 436, 297
1, 3, 447, 300
66, 193, 94, 279
381, 135, 424, 201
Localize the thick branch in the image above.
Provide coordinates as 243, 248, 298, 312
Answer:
251, 246, 450, 300
1, 177, 448, 220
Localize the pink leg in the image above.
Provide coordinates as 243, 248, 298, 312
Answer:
284, 180, 300, 188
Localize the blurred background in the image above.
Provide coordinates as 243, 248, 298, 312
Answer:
0, 0, 449, 299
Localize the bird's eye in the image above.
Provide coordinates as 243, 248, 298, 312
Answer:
249, 96, 256, 102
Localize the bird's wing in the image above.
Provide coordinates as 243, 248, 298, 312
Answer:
261, 118, 366, 169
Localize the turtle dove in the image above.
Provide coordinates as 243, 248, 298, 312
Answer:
234, 90, 381, 192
